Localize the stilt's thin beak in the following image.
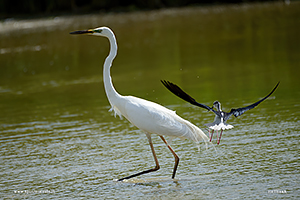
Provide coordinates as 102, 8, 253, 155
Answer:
69, 29, 93, 35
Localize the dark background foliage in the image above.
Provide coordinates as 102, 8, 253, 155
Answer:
0, 0, 280, 19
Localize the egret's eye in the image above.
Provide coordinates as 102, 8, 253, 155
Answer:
94, 29, 102, 33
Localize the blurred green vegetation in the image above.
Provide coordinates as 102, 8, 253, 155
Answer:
0, 0, 280, 19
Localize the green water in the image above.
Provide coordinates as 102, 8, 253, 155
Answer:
1, 2, 299, 199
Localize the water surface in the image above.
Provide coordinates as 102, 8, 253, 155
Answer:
1, 2, 299, 199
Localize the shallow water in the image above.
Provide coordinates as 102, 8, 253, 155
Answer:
1, 2, 299, 199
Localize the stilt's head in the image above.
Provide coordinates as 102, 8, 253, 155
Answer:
212, 101, 221, 111
70, 26, 113, 38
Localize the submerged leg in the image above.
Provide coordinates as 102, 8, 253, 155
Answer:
159, 136, 179, 179
117, 133, 160, 181
209, 129, 214, 142
217, 130, 223, 145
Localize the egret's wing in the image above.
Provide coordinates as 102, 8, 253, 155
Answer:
229, 82, 280, 117
123, 96, 208, 143
161, 80, 213, 112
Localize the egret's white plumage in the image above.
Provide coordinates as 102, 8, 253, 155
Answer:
116, 96, 206, 142
70, 27, 208, 181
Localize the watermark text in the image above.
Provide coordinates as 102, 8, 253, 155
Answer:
268, 189, 287, 194
14, 189, 55, 194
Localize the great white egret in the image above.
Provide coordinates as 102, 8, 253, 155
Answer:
70, 27, 208, 181
161, 80, 279, 145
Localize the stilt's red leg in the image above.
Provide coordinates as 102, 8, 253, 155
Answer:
209, 129, 214, 142
217, 130, 223, 145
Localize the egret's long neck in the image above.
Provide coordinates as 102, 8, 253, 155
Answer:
103, 32, 121, 107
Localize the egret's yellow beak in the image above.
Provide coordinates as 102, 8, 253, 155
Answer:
69, 29, 94, 35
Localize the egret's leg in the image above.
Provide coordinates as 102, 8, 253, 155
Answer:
117, 133, 160, 181
159, 136, 179, 179
209, 130, 214, 142
217, 130, 223, 145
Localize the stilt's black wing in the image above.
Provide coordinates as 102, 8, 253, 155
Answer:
161, 80, 214, 112
229, 82, 280, 117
